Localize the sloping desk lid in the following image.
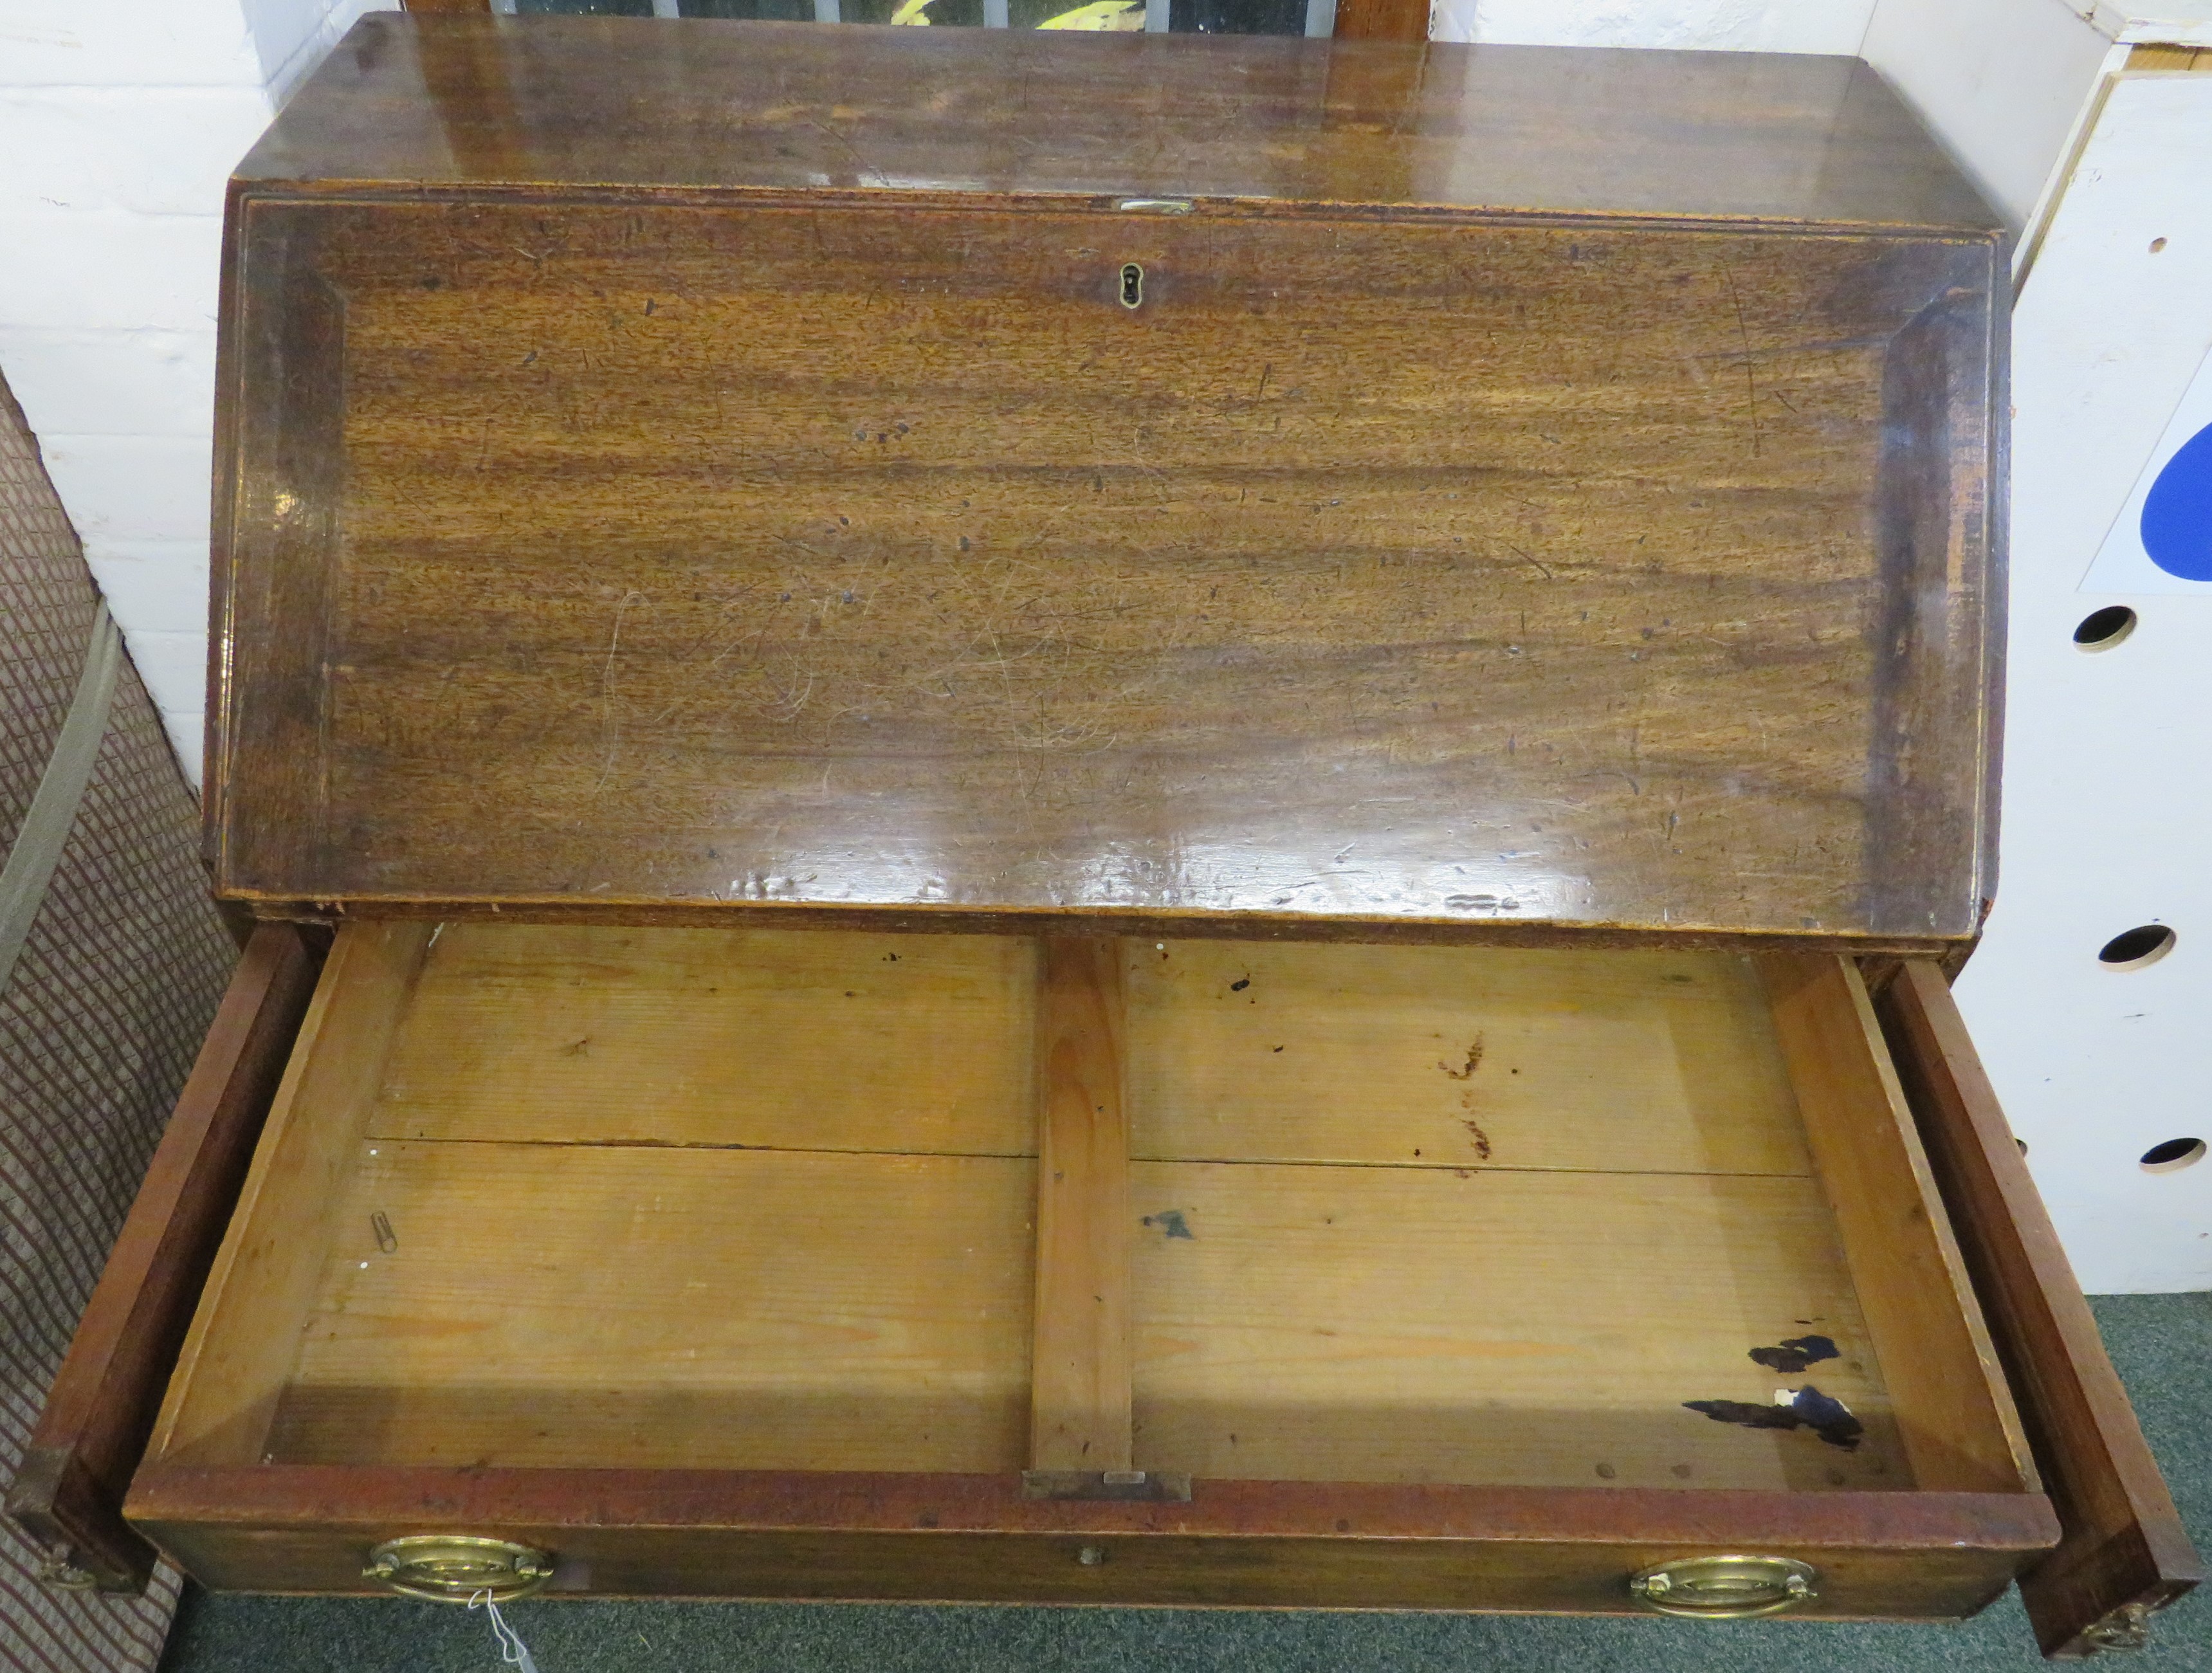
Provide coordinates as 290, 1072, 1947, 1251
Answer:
210, 15, 2006, 950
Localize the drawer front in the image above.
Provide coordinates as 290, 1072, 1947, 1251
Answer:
130, 1468, 2054, 1620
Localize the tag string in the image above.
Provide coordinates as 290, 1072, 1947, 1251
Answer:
468, 1591, 542, 1673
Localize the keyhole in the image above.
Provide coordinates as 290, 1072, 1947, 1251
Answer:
1119, 263, 1144, 309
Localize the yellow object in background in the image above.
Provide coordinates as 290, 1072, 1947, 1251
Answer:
1037, 0, 1146, 26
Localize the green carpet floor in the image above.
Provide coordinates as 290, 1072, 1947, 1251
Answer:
157, 1294, 2211, 1672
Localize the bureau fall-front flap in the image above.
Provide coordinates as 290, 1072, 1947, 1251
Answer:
208, 15, 2005, 952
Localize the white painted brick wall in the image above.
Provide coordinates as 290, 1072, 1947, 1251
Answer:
1431, 0, 1876, 53
0, 0, 385, 787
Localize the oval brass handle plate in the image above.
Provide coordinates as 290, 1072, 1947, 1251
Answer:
363, 1535, 555, 1603
1628, 1555, 1818, 1618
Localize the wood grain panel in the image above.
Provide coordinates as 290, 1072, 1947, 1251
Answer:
1128, 1160, 1909, 1491
245, 17, 2002, 231
368, 922, 1036, 1155
1879, 962, 2202, 1656
1759, 954, 2033, 1497
146, 922, 434, 1468
266, 1146, 1036, 1473
1127, 941, 1811, 1175
1032, 938, 1133, 1471
1333, 0, 1431, 41
215, 196, 1997, 946
5, 926, 322, 1592
126, 1465, 2058, 1613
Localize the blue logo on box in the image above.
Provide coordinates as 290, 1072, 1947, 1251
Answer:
2142, 422, 2212, 581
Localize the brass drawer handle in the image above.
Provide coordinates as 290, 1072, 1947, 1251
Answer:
1629, 1555, 1818, 1618
364, 1535, 555, 1603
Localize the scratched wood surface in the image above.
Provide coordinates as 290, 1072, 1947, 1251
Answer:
365, 922, 1038, 1154
215, 178, 2000, 945
258, 1145, 1037, 1473
1129, 1160, 1909, 1491
1127, 940, 1812, 1175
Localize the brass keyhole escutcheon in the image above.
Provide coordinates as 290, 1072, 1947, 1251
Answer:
1628, 1555, 1818, 1618
363, 1535, 555, 1603
1119, 262, 1144, 309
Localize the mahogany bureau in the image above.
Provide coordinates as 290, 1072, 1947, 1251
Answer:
9, 12, 2201, 1657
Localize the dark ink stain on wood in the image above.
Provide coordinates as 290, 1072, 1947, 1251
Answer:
1787, 1385, 1864, 1449
1748, 1333, 1841, 1373
1459, 1117, 1493, 1160
1272, 1045, 1284, 1052
1682, 1398, 1795, 1433
1230, 976, 1250, 991
1684, 1385, 1863, 1450
1142, 1209, 1194, 1240
1439, 1037, 1485, 1079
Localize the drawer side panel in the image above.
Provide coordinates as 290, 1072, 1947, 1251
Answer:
5, 926, 324, 1591
1878, 962, 2202, 1658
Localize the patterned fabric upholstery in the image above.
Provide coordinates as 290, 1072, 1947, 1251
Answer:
0, 372, 235, 1671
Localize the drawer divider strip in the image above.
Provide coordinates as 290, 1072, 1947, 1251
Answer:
1030, 937, 1134, 1476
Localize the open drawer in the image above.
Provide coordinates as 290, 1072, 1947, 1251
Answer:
14, 917, 2191, 1652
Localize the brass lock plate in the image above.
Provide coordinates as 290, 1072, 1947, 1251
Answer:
1629, 1555, 1818, 1618
363, 1535, 555, 1603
